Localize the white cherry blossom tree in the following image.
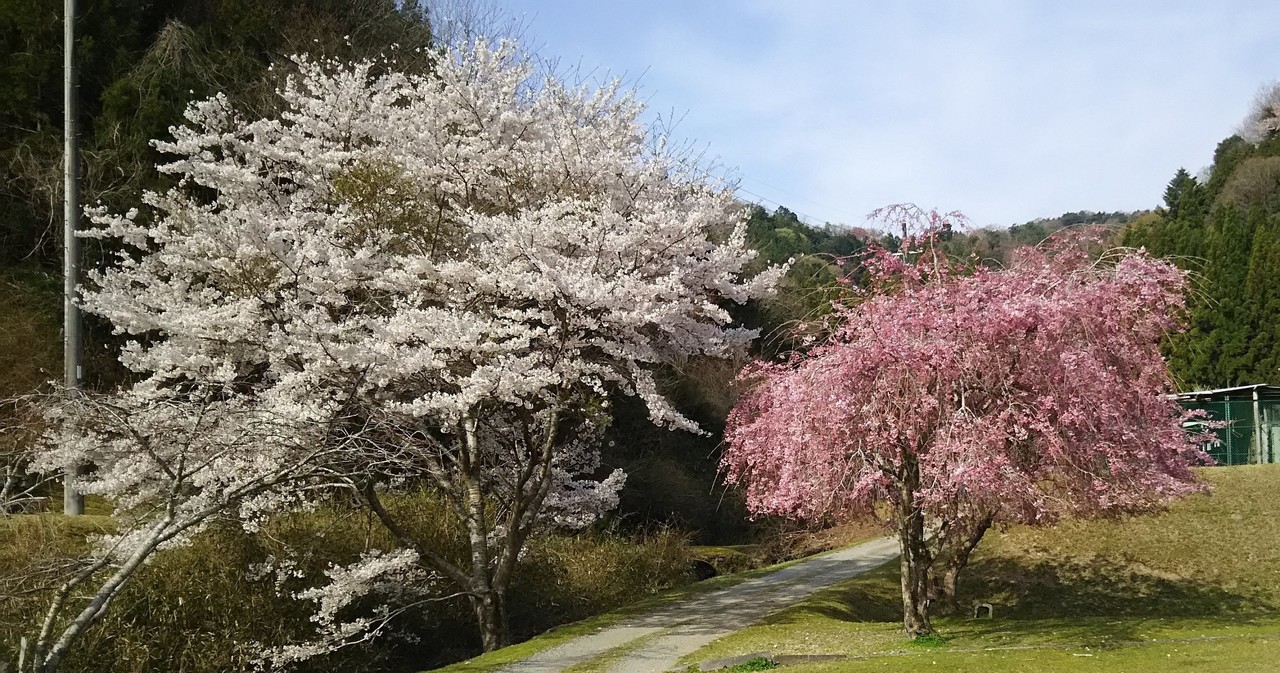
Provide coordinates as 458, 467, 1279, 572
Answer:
1240, 81, 1280, 143
46, 40, 778, 659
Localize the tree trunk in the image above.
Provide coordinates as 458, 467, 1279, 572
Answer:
896, 456, 934, 638
363, 482, 510, 650
375, 406, 563, 655
933, 565, 961, 615
470, 589, 509, 652
35, 512, 183, 673
928, 513, 994, 615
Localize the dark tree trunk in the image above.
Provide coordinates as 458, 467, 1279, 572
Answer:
928, 512, 994, 614
366, 404, 565, 655
470, 589, 509, 652
896, 456, 934, 638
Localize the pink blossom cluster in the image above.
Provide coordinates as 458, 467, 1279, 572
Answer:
724, 231, 1209, 526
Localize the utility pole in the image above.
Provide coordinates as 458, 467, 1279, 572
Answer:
63, 0, 84, 516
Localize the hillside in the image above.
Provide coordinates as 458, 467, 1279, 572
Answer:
1121, 113, 1280, 388
3, 7, 1278, 668
963, 465, 1280, 617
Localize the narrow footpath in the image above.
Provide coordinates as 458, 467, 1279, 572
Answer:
498, 536, 900, 673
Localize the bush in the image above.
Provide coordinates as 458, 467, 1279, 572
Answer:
1, 495, 699, 673
510, 528, 694, 637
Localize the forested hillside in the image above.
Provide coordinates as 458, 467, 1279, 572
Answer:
1122, 91, 1280, 388
943, 210, 1141, 268
2, 0, 433, 262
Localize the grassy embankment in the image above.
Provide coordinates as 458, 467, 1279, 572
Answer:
0, 484, 878, 673
682, 465, 1280, 672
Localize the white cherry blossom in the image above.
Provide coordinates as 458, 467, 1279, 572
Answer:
38, 39, 778, 663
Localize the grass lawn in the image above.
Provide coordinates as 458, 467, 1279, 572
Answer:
682, 465, 1280, 672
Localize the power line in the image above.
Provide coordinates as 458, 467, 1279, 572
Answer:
730, 183, 831, 228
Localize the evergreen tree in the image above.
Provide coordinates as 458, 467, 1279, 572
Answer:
1180, 206, 1256, 386
1122, 101, 1280, 389
1162, 168, 1198, 220
1243, 210, 1280, 382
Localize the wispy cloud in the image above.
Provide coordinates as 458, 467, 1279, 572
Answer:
501, 1, 1280, 227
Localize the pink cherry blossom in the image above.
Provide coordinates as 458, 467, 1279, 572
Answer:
722, 209, 1209, 636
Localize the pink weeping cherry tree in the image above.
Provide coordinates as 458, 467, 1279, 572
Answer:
722, 206, 1211, 638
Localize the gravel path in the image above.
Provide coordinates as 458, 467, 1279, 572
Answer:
498, 536, 900, 673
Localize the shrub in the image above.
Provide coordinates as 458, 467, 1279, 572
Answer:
509, 528, 694, 638
1, 495, 698, 672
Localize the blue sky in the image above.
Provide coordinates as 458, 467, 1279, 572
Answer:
478, 1, 1280, 229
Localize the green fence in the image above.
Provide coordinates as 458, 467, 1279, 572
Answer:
1179, 390, 1280, 466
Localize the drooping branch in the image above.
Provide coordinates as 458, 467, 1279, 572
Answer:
724, 222, 1207, 637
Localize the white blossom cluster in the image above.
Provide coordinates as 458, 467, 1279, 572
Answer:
1240, 82, 1280, 143
261, 549, 437, 667
34, 384, 343, 557
470, 407, 626, 530
51, 39, 778, 659
78, 39, 775, 525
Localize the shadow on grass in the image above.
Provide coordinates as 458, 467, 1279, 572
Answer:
959, 554, 1275, 620
759, 554, 1280, 647
757, 564, 904, 626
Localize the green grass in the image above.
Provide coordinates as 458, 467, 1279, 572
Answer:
765, 636, 1280, 673
432, 617, 639, 673
909, 634, 949, 648
680, 465, 1280, 672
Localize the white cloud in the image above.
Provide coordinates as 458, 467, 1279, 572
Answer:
502, 1, 1280, 226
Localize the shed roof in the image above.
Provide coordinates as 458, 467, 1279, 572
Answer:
1174, 384, 1280, 402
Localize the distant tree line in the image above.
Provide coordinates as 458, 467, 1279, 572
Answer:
1122, 86, 1280, 388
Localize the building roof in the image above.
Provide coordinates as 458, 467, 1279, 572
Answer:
1174, 384, 1280, 402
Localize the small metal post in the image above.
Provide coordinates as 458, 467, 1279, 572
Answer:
1253, 389, 1264, 465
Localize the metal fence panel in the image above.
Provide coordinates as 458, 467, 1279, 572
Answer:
1186, 398, 1280, 466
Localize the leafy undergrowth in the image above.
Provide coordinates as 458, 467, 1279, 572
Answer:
729, 656, 779, 671
693, 519, 888, 577
1, 495, 696, 673
683, 465, 1280, 672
